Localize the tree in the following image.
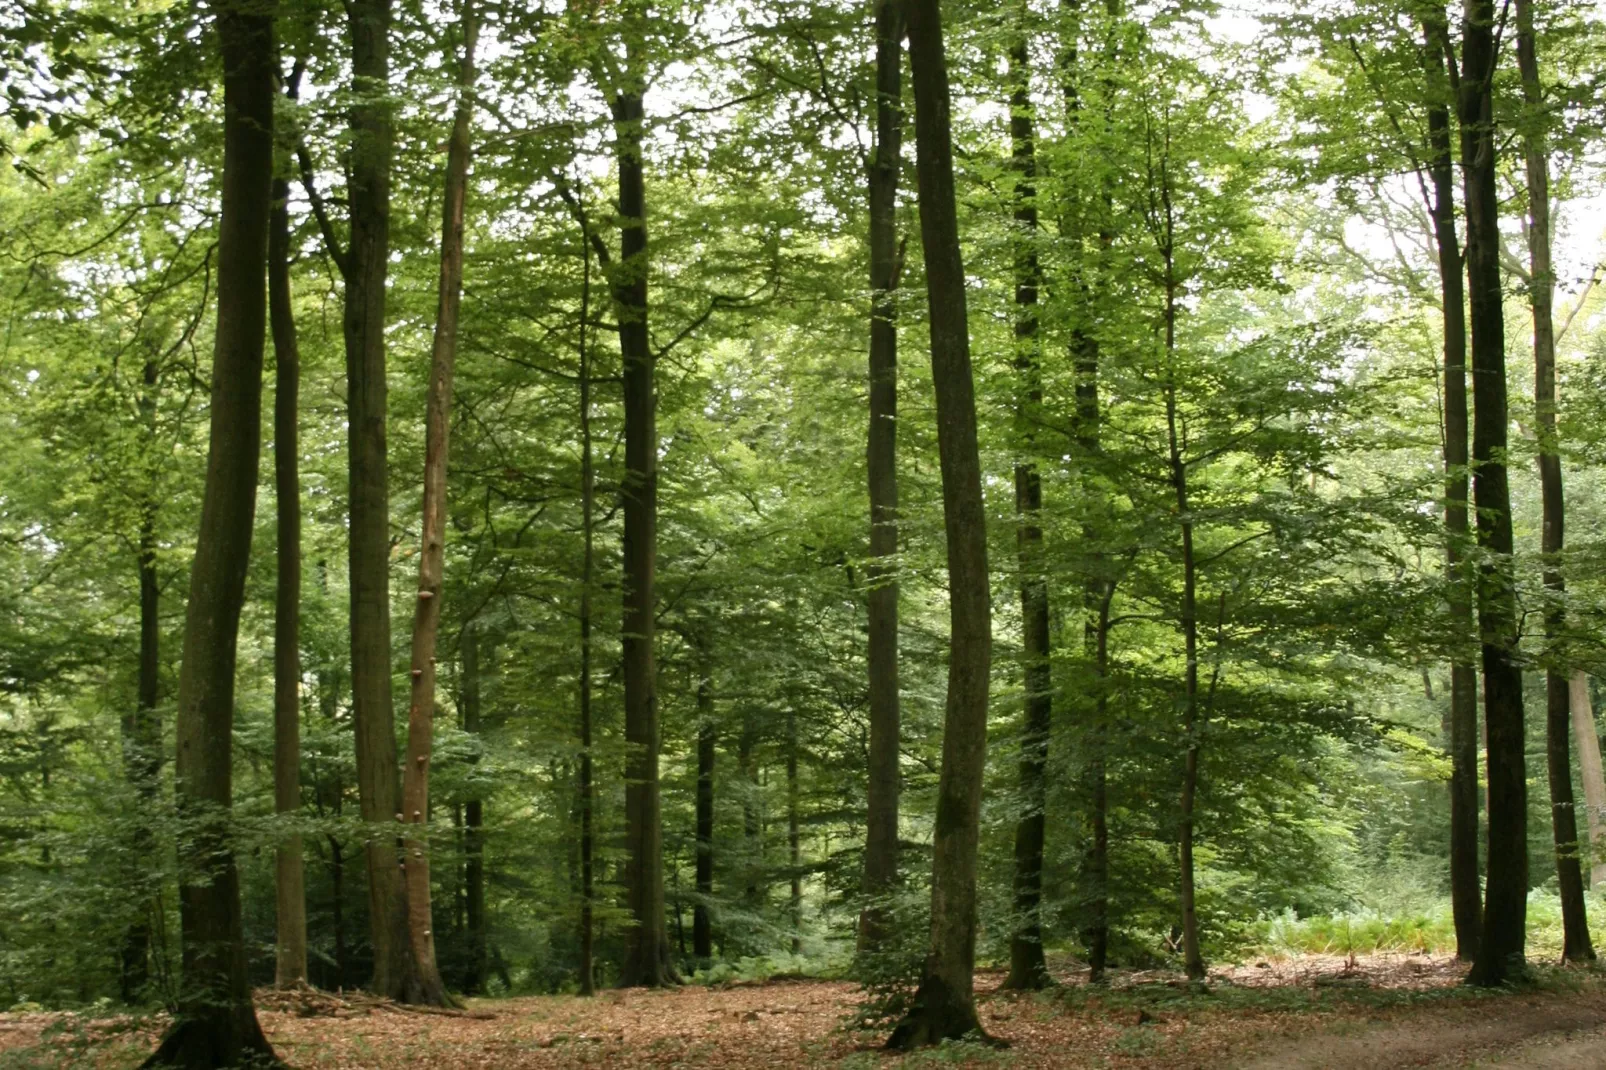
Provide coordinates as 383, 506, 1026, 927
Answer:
887, 0, 994, 1046
142, 0, 279, 1063
1002, 1, 1053, 993
1418, 1, 1481, 963
1461, 0, 1528, 987
1516, 0, 1592, 963
860, 0, 905, 958
399, 0, 479, 1008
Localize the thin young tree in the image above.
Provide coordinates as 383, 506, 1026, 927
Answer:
399, 0, 479, 1008
141, 1, 279, 1063
1002, 6, 1053, 993
1515, 0, 1592, 962
887, 0, 995, 1046
693, 639, 715, 961
860, 0, 905, 957
1461, 0, 1529, 987
1419, 3, 1481, 962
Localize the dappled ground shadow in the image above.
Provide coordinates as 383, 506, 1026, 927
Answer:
3, 955, 1605, 1068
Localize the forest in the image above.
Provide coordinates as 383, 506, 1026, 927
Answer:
3, 0, 1606, 1065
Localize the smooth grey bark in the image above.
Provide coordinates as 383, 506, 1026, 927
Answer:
1569, 672, 1606, 887
887, 0, 994, 1046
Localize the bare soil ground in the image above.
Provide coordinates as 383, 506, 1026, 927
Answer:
3, 954, 1605, 1068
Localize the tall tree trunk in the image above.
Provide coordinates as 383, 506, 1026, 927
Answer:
694, 644, 715, 961
1569, 672, 1606, 887
120, 362, 161, 1004
1154, 156, 1205, 981
270, 162, 307, 988
399, 4, 478, 1008
887, 0, 994, 1046
787, 706, 802, 955
334, 0, 420, 1002
1421, 5, 1481, 963
612, 35, 675, 988
460, 625, 487, 994
1461, 0, 1529, 988
1003, 15, 1052, 993
860, 0, 905, 959
1516, 0, 1593, 963
141, 3, 278, 1063
577, 196, 598, 998
740, 711, 761, 908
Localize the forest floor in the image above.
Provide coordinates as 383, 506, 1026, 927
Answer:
5, 953, 1606, 1068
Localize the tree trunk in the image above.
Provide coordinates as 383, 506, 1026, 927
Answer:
887, 0, 994, 1046
1461, 0, 1529, 988
1002, 17, 1052, 994
612, 36, 675, 987
1516, 0, 1593, 963
694, 646, 716, 962
1569, 672, 1606, 888
787, 706, 802, 955
460, 625, 487, 994
740, 710, 762, 909
860, 0, 904, 959
120, 362, 161, 1004
398, 4, 478, 1008
577, 197, 598, 997
269, 165, 308, 988
1420, 5, 1481, 963
332, 0, 420, 1002
141, 3, 278, 1063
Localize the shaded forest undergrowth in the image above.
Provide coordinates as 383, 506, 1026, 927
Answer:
7, 954, 1606, 1069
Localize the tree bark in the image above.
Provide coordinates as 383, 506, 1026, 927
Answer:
1515, 0, 1593, 963
887, 0, 994, 1046
141, 3, 278, 1063
460, 624, 487, 994
1002, 16, 1052, 993
611, 34, 676, 988
860, 0, 905, 959
1420, 4, 1482, 963
398, 4, 478, 1009
120, 361, 162, 1004
1569, 672, 1606, 887
269, 162, 307, 988
787, 706, 803, 954
577, 196, 598, 997
1461, 0, 1529, 988
694, 646, 715, 961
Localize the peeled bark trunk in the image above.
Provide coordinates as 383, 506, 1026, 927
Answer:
270, 169, 308, 988
1516, 0, 1593, 963
398, 6, 478, 1008
860, 0, 904, 958
887, 0, 994, 1046
1462, 0, 1529, 988
612, 38, 675, 987
141, 4, 278, 1064
1420, 5, 1482, 963
1569, 673, 1606, 888
694, 649, 715, 961
1002, 20, 1052, 994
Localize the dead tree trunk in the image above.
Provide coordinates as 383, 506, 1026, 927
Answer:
398, 3, 478, 1008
